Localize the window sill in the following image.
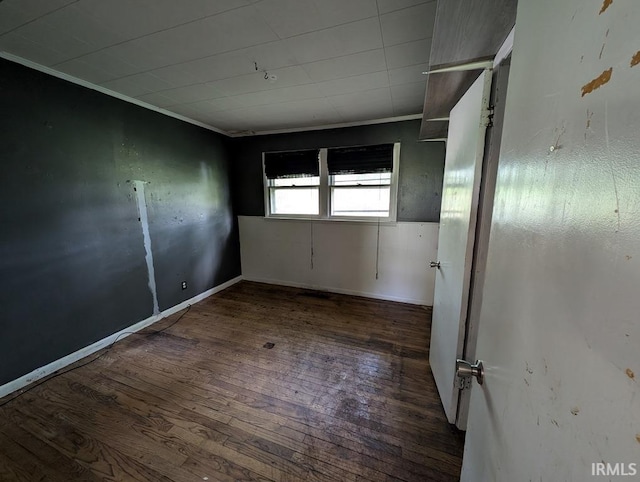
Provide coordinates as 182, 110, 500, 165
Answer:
264, 215, 397, 225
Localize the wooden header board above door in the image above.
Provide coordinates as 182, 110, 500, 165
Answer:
419, 0, 517, 140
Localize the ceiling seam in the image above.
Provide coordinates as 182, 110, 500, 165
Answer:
164, 82, 407, 115
0, 0, 80, 39
48, 2, 263, 68
94, 35, 432, 87
50, 13, 382, 70
228, 113, 423, 137
374, 0, 394, 116
379, 0, 435, 17
141, 65, 428, 113
133, 65, 402, 103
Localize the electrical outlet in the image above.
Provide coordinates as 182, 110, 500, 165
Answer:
181, 281, 187, 290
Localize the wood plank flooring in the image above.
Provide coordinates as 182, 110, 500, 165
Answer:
0, 281, 464, 481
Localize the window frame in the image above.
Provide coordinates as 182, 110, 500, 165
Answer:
263, 143, 400, 222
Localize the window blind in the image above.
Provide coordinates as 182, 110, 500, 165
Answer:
327, 144, 394, 175
264, 149, 320, 179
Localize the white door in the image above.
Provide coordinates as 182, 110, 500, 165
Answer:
429, 69, 492, 425
461, 1, 640, 480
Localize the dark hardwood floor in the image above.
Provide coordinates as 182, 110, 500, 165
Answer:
0, 281, 464, 481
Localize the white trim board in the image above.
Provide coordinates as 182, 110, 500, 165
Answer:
0, 275, 242, 400
243, 276, 431, 306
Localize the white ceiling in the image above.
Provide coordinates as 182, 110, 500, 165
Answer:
0, 0, 435, 135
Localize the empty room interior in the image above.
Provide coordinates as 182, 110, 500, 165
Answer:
1, 1, 638, 481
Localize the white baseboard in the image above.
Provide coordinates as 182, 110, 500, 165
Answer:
243, 276, 430, 306
0, 275, 243, 399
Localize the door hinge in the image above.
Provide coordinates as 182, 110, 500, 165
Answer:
482, 106, 495, 128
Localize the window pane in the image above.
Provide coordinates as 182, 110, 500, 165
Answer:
272, 176, 320, 187
271, 187, 319, 215
331, 172, 391, 186
331, 186, 390, 217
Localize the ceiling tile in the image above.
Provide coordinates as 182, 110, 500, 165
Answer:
0, 0, 76, 35
101, 72, 185, 99
152, 83, 226, 105
9, 19, 98, 63
283, 17, 382, 64
326, 87, 394, 121
1, 0, 434, 133
55, 50, 141, 83
73, 0, 254, 41
390, 81, 425, 115
253, 0, 377, 38
376, 0, 433, 16
385, 38, 431, 69
380, 2, 436, 47
135, 92, 178, 108
187, 109, 247, 131
301, 49, 387, 82
231, 83, 322, 108
0, 33, 71, 66
102, 6, 279, 73
24, 4, 124, 56
154, 40, 298, 86
388, 63, 428, 86
142, 64, 205, 89
315, 71, 389, 96
202, 97, 245, 112
167, 99, 244, 122
230, 98, 340, 130
100, 76, 157, 98
210, 65, 312, 96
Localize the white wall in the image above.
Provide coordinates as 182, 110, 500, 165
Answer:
238, 216, 439, 305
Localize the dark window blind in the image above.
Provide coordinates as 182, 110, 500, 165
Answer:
264, 149, 320, 179
327, 144, 394, 175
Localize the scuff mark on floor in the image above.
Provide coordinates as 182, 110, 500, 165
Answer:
581, 68, 613, 97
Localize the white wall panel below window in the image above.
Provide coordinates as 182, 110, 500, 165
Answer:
238, 215, 439, 305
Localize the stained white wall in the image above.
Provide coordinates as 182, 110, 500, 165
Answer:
238, 216, 439, 305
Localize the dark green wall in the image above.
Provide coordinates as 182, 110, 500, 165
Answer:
0, 59, 240, 386
230, 120, 445, 222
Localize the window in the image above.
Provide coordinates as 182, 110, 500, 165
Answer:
264, 149, 320, 215
328, 144, 394, 218
263, 143, 399, 221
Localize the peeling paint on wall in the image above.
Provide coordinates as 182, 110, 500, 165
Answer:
133, 180, 160, 315
581, 68, 613, 97
599, 0, 613, 14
